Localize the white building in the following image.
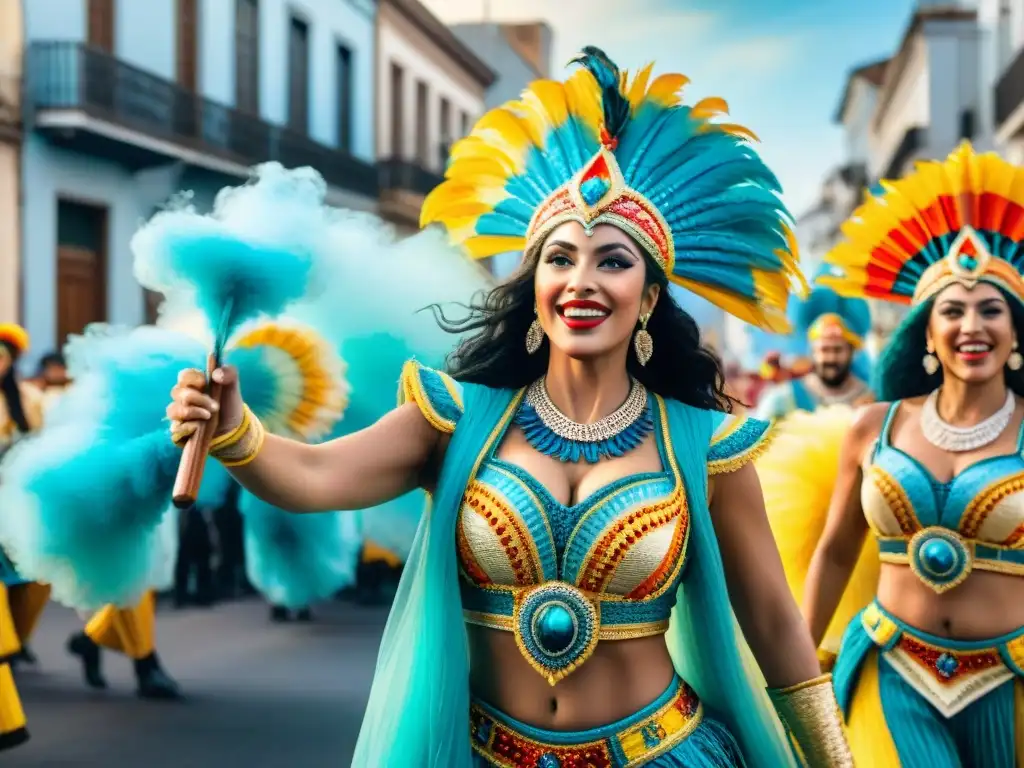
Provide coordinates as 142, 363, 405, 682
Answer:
376, 0, 495, 236
867, 4, 988, 183
982, 0, 1024, 162
17, 0, 378, 364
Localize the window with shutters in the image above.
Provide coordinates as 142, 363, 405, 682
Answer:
390, 62, 404, 158
235, 0, 260, 114
287, 15, 310, 133
176, 0, 199, 92
336, 43, 353, 151
415, 80, 429, 165
439, 97, 451, 167
87, 0, 115, 52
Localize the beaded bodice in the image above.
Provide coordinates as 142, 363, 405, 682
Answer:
397, 360, 773, 683
862, 401, 1024, 592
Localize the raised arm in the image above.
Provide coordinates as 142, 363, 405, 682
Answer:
706, 414, 853, 767
802, 402, 886, 647
167, 361, 457, 513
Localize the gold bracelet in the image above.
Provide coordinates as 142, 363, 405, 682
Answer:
209, 406, 266, 467
767, 673, 853, 768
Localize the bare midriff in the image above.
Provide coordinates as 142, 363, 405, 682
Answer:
467, 624, 676, 730
877, 564, 1024, 639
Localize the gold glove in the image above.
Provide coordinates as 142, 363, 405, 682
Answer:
768, 673, 852, 768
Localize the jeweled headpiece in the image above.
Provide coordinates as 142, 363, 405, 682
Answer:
422, 46, 804, 331
820, 142, 1024, 307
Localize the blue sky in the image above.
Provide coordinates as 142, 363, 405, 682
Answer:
422, 0, 917, 217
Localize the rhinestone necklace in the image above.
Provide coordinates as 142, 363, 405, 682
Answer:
920, 388, 1016, 453
515, 377, 653, 463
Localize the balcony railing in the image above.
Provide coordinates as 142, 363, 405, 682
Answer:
378, 157, 444, 197
27, 41, 377, 197
882, 127, 924, 180
996, 46, 1024, 129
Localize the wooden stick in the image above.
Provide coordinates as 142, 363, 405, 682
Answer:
171, 353, 222, 509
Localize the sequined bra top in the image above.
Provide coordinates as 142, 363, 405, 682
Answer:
399, 361, 773, 685
862, 401, 1024, 594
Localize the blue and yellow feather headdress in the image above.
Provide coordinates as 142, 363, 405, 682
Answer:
796, 270, 872, 350
421, 46, 805, 331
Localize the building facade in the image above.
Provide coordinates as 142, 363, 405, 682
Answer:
0, 0, 23, 326
867, 5, 987, 183
449, 21, 552, 278
376, 0, 495, 236
984, 0, 1024, 162
17, 0, 378, 365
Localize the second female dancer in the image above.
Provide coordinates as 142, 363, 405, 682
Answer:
805, 142, 1024, 765
167, 48, 851, 767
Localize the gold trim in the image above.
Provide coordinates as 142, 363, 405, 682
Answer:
707, 417, 777, 476
462, 609, 669, 641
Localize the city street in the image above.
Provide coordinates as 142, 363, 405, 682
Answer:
6, 598, 387, 767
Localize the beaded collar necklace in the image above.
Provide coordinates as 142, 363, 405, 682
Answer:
514, 377, 654, 464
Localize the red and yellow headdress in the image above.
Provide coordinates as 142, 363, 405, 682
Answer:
821, 142, 1024, 306
0, 323, 29, 356
422, 46, 804, 331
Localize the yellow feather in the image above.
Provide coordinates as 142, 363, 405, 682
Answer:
673, 276, 791, 333
756, 406, 880, 654
691, 96, 729, 119
520, 80, 569, 128
448, 136, 522, 176
645, 73, 689, 106
463, 234, 527, 259
444, 156, 512, 184
626, 62, 655, 110
562, 69, 603, 134
715, 122, 760, 142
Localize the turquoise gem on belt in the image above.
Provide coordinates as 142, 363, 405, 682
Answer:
908, 527, 972, 594
514, 582, 599, 685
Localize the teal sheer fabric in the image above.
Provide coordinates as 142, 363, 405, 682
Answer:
351, 386, 795, 767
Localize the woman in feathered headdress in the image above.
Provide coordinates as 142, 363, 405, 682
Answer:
168, 47, 851, 767
802, 142, 1024, 764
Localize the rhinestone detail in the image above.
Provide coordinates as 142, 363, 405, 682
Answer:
524, 377, 648, 444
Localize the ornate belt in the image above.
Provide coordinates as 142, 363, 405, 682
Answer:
861, 601, 1024, 717
462, 581, 671, 685
470, 678, 702, 768
877, 527, 1024, 593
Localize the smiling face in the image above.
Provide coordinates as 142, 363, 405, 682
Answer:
927, 282, 1015, 384
534, 221, 660, 363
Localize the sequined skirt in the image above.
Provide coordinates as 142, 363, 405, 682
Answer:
470, 676, 744, 768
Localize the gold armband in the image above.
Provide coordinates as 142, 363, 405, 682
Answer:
208, 406, 266, 467
768, 673, 852, 768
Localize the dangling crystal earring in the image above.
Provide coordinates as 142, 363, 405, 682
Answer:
525, 306, 545, 354
634, 312, 653, 366
922, 342, 940, 376
1009, 340, 1023, 371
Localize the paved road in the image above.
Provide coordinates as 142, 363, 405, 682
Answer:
6, 597, 388, 767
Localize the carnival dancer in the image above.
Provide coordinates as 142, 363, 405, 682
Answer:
0, 323, 40, 750
802, 142, 1024, 765
167, 47, 851, 767
756, 282, 873, 419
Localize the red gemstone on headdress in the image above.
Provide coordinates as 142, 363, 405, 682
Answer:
599, 126, 618, 150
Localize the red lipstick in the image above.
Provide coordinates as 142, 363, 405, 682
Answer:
558, 299, 611, 330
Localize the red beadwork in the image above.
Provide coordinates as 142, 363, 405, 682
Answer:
898, 636, 1001, 683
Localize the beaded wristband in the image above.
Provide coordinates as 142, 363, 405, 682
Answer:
208, 405, 267, 467
767, 673, 853, 767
